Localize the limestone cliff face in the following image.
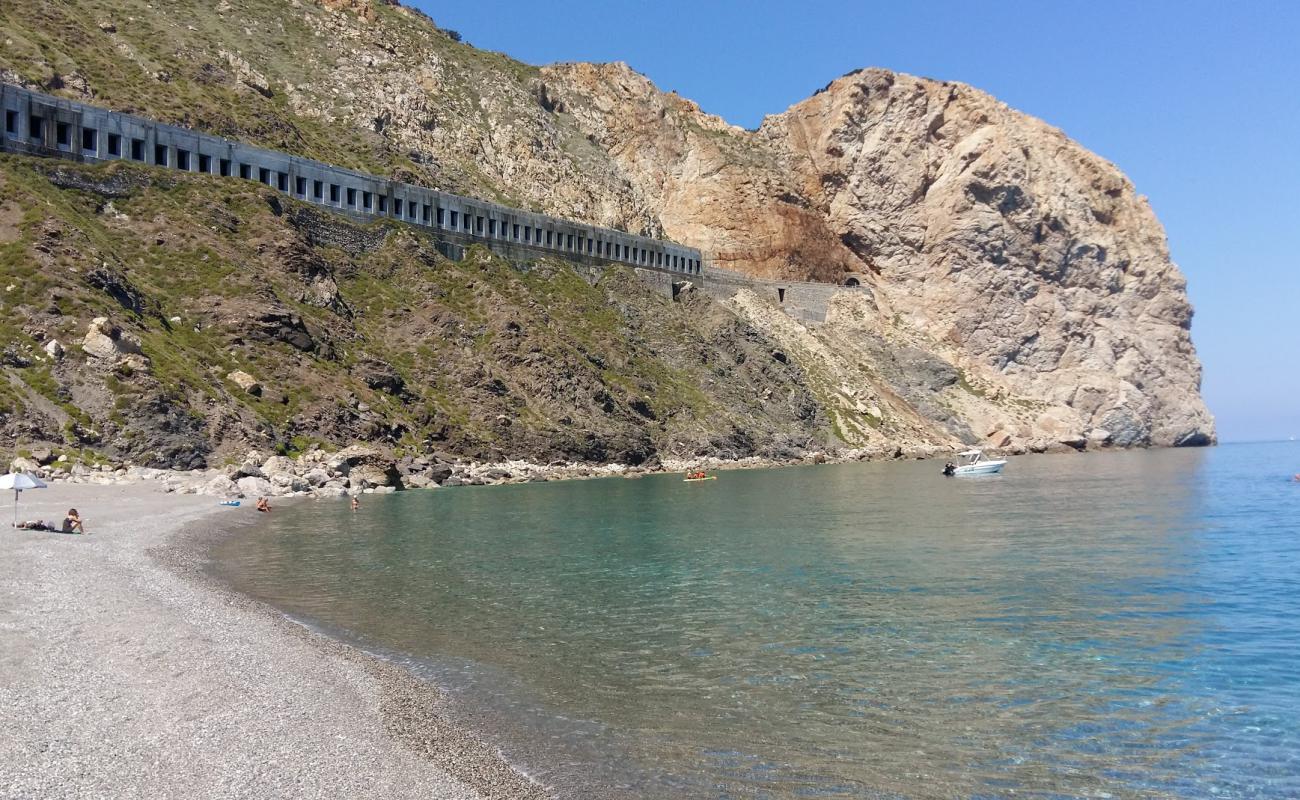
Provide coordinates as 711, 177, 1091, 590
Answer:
766, 70, 1211, 447
0, 0, 1214, 454
541, 64, 1214, 447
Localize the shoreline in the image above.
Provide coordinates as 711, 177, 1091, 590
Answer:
0, 481, 550, 799
9, 434, 1115, 504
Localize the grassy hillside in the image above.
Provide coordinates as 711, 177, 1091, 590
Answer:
0, 0, 585, 207
0, 155, 826, 467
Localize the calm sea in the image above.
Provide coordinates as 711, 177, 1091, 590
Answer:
211, 443, 1300, 798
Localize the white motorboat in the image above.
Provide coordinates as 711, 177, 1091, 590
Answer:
942, 449, 1007, 477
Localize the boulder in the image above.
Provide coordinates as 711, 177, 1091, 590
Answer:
304, 469, 330, 487
1087, 428, 1113, 448
236, 476, 274, 498
353, 359, 406, 396
226, 462, 265, 480
1035, 408, 1085, 445
261, 455, 295, 476
10, 457, 39, 473
29, 447, 55, 466
326, 444, 394, 475
81, 317, 144, 361
203, 475, 240, 497
227, 370, 262, 396
1058, 436, 1088, 452
347, 463, 402, 490
43, 340, 64, 361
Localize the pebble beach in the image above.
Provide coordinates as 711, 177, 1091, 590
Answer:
0, 482, 548, 799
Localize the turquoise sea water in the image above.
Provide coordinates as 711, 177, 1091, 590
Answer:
212, 443, 1300, 798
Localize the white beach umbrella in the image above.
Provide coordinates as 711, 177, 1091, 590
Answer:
0, 472, 48, 526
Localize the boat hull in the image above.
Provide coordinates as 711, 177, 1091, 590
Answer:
953, 461, 1006, 476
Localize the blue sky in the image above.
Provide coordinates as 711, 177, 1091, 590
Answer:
414, 0, 1299, 443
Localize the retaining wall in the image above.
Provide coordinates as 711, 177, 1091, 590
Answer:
1, 83, 878, 320
701, 266, 870, 324
0, 83, 703, 282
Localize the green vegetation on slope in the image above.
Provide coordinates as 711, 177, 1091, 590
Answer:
0, 156, 826, 466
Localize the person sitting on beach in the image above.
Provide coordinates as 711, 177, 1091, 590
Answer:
255, 497, 271, 513
62, 509, 85, 534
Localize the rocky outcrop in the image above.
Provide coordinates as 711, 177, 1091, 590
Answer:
0, 0, 1213, 457
82, 317, 144, 362
541, 64, 1213, 447
226, 371, 262, 396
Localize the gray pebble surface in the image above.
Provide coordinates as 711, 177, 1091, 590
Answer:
0, 483, 552, 800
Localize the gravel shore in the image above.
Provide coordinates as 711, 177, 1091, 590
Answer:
0, 482, 549, 799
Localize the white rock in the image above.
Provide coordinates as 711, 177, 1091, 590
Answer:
236, 476, 274, 498
81, 317, 143, 360
227, 371, 262, 396
203, 475, 240, 497
262, 455, 295, 476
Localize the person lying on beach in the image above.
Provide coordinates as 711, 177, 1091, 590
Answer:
14, 520, 57, 531
62, 508, 85, 534
255, 497, 271, 513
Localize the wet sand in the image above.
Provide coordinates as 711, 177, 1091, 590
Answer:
0, 482, 549, 799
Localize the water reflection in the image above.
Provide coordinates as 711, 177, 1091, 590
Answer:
213, 445, 1300, 798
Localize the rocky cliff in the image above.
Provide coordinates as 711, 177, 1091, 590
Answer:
0, 0, 1212, 470
542, 63, 1213, 448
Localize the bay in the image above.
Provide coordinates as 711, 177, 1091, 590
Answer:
211, 443, 1300, 798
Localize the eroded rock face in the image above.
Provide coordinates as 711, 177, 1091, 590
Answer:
540, 64, 1214, 446
765, 70, 1212, 447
